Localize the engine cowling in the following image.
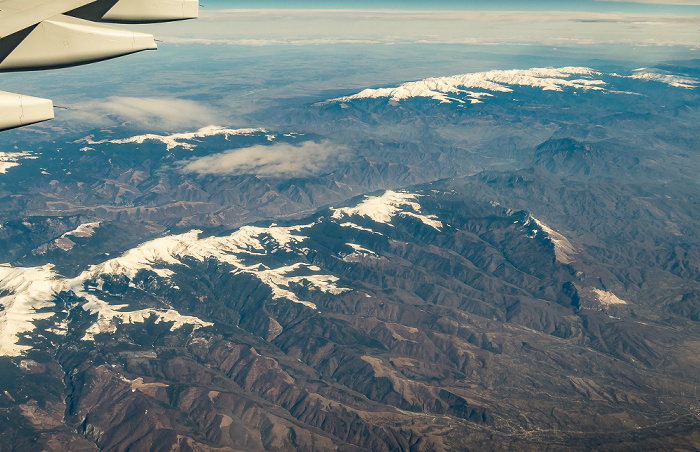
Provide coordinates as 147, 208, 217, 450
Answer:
0, 14, 156, 72
0, 91, 54, 131
104, 0, 198, 23
68, 0, 199, 24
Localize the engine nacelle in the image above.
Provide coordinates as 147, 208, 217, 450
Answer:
0, 91, 54, 131
69, 0, 199, 24
104, 0, 199, 23
0, 14, 156, 72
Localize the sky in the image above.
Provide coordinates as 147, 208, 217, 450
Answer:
201, 0, 700, 13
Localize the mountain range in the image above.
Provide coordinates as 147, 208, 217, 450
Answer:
0, 64, 699, 450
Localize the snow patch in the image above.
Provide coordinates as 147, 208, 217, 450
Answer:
339, 223, 382, 234
592, 289, 628, 306
528, 217, 576, 264
331, 191, 442, 230
48, 222, 101, 252
79, 126, 267, 151
247, 263, 349, 309
347, 243, 376, 255
626, 69, 697, 89
0, 265, 60, 356
79, 291, 212, 341
73, 223, 345, 311
342, 243, 378, 262
62, 222, 100, 239
401, 212, 444, 231
0, 151, 36, 174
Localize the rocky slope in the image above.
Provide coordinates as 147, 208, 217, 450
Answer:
1, 189, 699, 451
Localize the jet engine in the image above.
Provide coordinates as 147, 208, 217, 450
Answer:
0, 91, 54, 131
69, 0, 199, 23
0, 15, 157, 72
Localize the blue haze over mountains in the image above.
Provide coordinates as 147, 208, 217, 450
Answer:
0, 3, 700, 451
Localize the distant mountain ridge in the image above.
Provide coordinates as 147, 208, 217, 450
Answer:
324, 66, 698, 106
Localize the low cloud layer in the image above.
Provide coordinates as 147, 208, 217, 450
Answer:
64, 97, 222, 131
179, 140, 347, 177
162, 37, 382, 46
146, 9, 700, 49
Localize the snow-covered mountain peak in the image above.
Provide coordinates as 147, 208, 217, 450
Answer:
325, 67, 608, 105
526, 216, 576, 264
0, 218, 357, 356
331, 191, 442, 230
78, 126, 268, 151
0, 264, 60, 356
74, 223, 352, 320
628, 68, 698, 89
324, 66, 696, 106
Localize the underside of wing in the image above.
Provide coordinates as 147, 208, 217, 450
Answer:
0, 0, 95, 39
0, 0, 198, 131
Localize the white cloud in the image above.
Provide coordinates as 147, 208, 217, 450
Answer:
63, 97, 223, 131
162, 37, 382, 46
143, 9, 700, 49
179, 140, 347, 177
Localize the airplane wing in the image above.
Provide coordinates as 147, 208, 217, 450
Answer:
0, 0, 198, 131
0, 0, 95, 38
